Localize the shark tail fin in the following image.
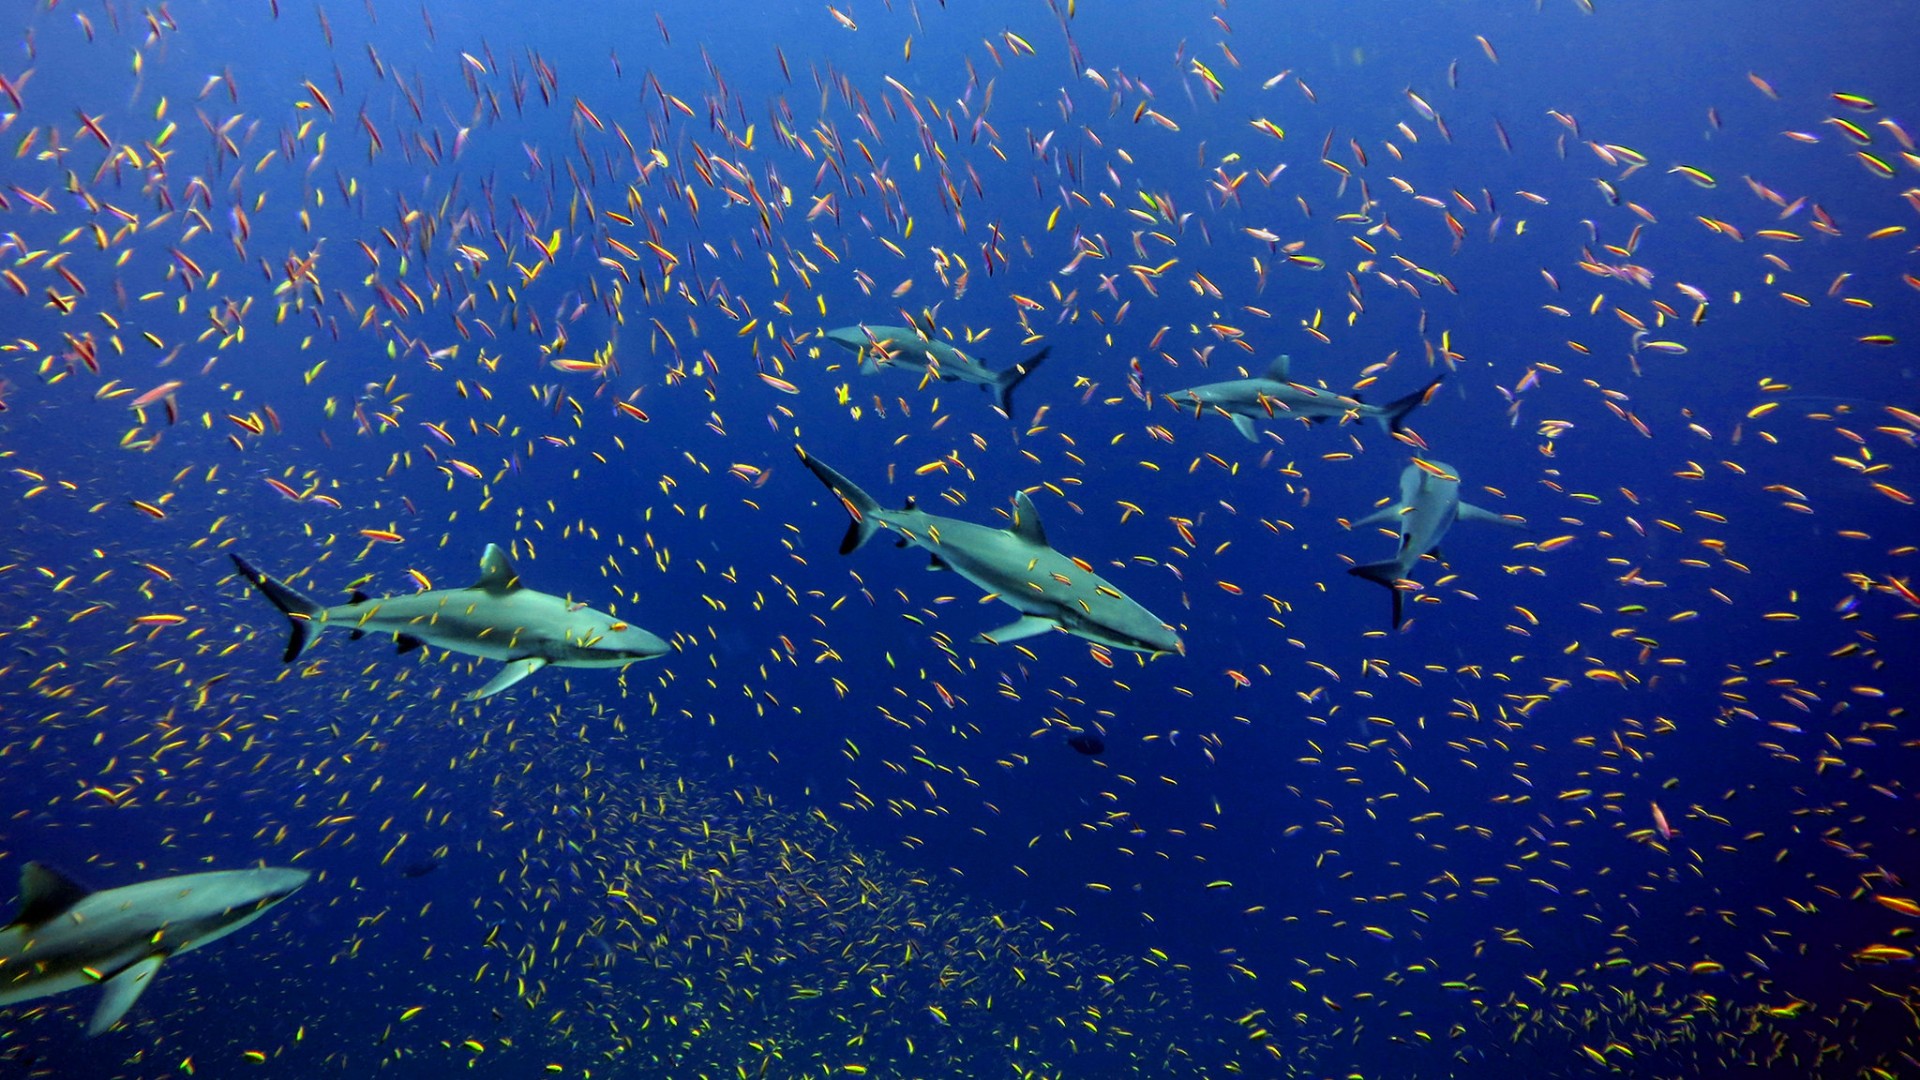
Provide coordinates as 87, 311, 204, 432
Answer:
990, 346, 1049, 417
1376, 373, 1446, 435
1348, 561, 1407, 628
230, 554, 325, 663
796, 447, 882, 554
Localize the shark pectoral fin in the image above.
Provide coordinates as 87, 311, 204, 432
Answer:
975, 615, 1058, 646
468, 657, 547, 701
1229, 413, 1259, 442
395, 634, 426, 654
1351, 504, 1401, 529
473, 544, 522, 593
89, 955, 163, 1037
1459, 501, 1525, 528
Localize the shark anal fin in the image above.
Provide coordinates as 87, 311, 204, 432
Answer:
395, 634, 426, 654
975, 615, 1059, 646
13, 862, 92, 927
348, 629, 366, 641
89, 955, 163, 1037
927, 553, 951, 571
467, 657, 547, 701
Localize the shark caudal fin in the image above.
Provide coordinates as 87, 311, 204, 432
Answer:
990, 346, 1049, 417
231, 554, 326, 663
1347, 561, 1407, 628
796, 447, 883, 554
1374, 374, 1446, 435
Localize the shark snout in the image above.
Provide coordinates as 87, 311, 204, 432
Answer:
822, 328, 867, 355
255, 868, 312, 902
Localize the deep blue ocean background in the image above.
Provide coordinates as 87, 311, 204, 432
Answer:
3, 0, 1918, 1076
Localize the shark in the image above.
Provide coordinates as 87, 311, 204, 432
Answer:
231, 543, 670, 700
1347, 459, 1527, 627
797, 448, 1183, 656
822, 324, 1048, 416
0, 862, 309, 1036
1164, 354, 1445, 442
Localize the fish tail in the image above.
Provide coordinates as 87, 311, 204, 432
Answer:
796, 447, 881, 553
230, 554, 325, 662
1377, 373, 1446, 435
1347, 561, 1407, 628
991, 346, 1049, 417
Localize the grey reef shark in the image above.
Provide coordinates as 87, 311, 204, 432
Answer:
0, 862, 309, 1036
1164, 353, 1445, 442
1347, 459, 1527, 627
822, 324, 1048, 417
797, 448, 1183, 657
231, 543, 669, 700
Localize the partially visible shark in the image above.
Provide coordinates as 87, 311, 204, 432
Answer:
231, 543, 670, 700
1164, 354, 1444, 442
1347, 459, 1527, 627
0, 862, 309, 1036
797, 448, 1183, 657
822, 324, 1048, 416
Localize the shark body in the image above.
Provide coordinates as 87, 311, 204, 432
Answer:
1347, 459, 1526, 627
0, 862, 308, 1035
798, 449, 1182, 656
232, 544, 669, 700
1165, 354, 1444, 442
822, 324, 1048, 416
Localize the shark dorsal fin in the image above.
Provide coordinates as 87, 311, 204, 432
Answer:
349, 589, 370, 604
1265, 354, 1291, 380
1009, 491, 1049, 547
474, 544, 521, 593
14, 862, 91, 926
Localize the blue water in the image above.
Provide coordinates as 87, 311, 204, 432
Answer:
2, 0, 1917, 1076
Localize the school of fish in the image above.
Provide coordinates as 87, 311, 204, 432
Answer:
0, 0, 1916, 1076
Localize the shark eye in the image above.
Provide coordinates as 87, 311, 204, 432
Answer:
609, 622, 628, 631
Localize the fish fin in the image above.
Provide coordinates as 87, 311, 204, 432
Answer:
1229, 413, 1259, 442
1459, 501, 1526, 528
89, 955, 163, 1037
1351, 503, 1403, 529
796, 447, 882, 553
230, 554, 325, 663
1009, 490, 1049, 547
473, 544, 521, 592
349, 590, 370, 604
975, 614, 1059, 646
990, 346, 1049, 417
395, 634, 426, 654
927, 553, 951, 571
1264, 353, 1291, 380
12, 862, 91, 927
348, 629, 366, 641
1376, 373, 1447, 435
467, 657, 547, 701
1348, 561, 1407, 628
